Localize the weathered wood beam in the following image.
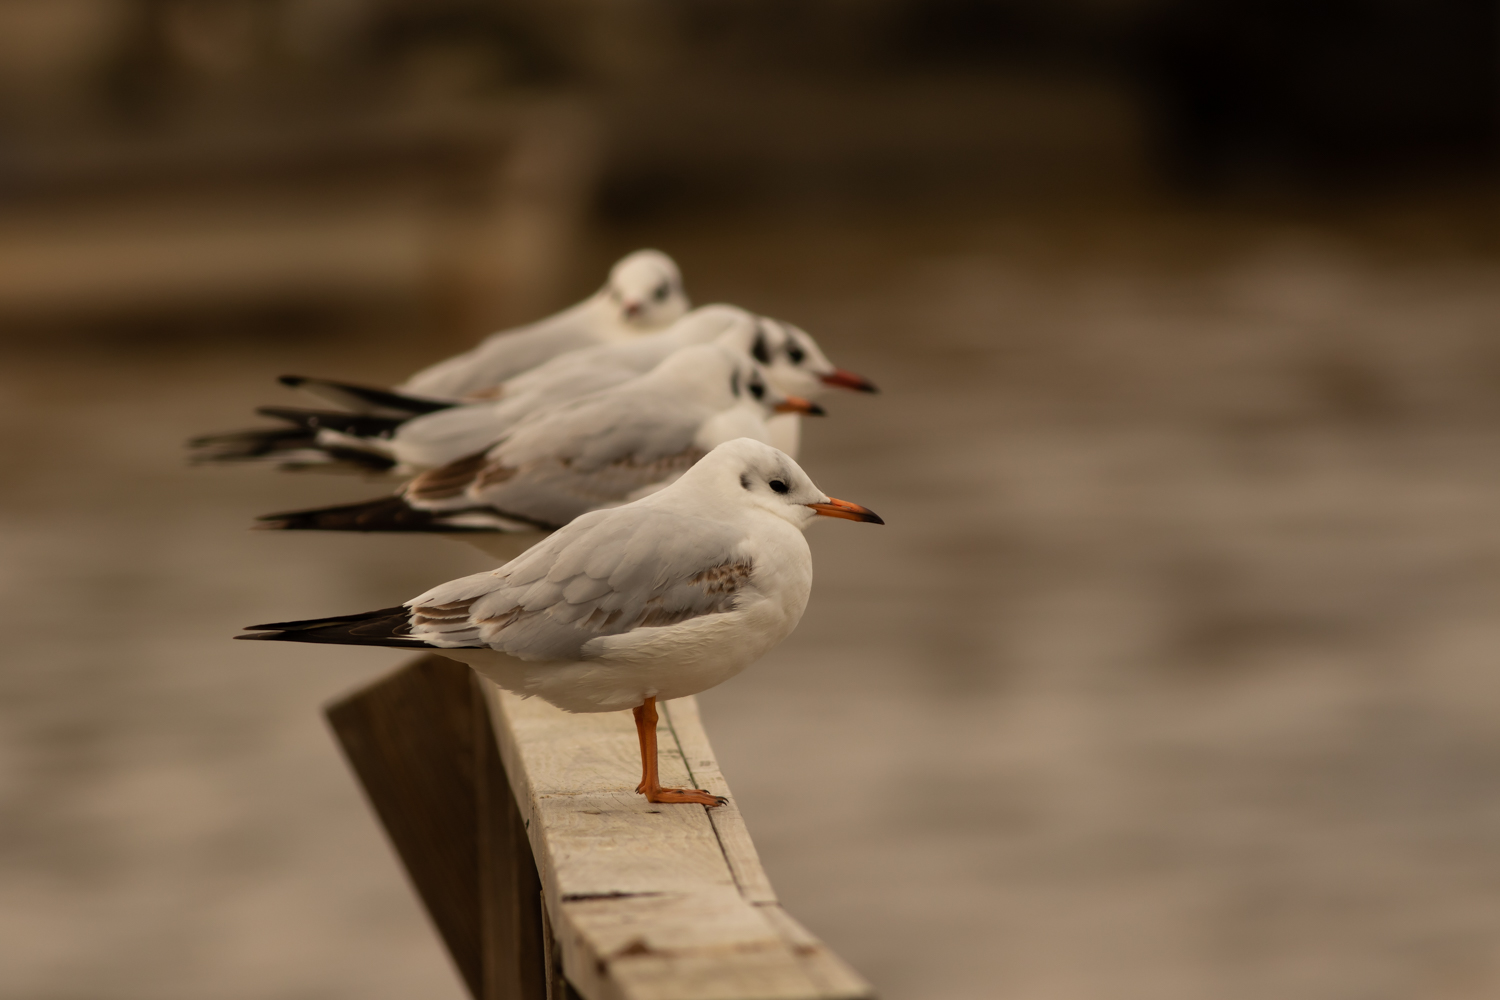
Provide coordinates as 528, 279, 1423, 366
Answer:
326, 653, 872, 1000
484, 683, 873, 1000
325, 654, 547, 1000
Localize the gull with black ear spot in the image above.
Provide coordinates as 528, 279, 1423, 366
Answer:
254, 345, 825, 560
193, 303, 751, 475
724, 317, 879, 457
239, 438, 883, 807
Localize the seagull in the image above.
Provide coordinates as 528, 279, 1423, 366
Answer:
746, 317, 878, 456
196, 248, 690, 434
300, 306, 877, 472
188, 305, 877, 472
398, 249, 690, 400
255, 344, 824, 559
238, 438, 883, 806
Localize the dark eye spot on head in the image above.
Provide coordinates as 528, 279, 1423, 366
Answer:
730, 368, 741, 397
653, 282, 669, 302
752, 329, 771, 364
769, 479, 789, 494
748, 376, 765, 400
740, 474, 751, 490
785, 337, 806, 365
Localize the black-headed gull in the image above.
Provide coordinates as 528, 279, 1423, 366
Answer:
398, 248, 690, 399
239, 438, 883, 806
200, 248, 688, 431
307, 307, 876, 472
189, 304, 876, 472
255, 344, 823, 558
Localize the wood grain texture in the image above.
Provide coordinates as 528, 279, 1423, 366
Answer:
326, 655, 548, 1000
482, 681, 873, 1000
326, 655, 485, 998
477, 672, 549, 1000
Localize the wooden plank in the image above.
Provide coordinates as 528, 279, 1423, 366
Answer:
326, 654, 549, 1000
476, 672, 550, 1000
482, 681, 874, 1000
326, 655, 485, 999
658, 699, 777, 905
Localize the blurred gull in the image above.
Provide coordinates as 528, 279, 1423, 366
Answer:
190, 305, 876, 472
256, 344, 823, 559
397, 249, 691, 400
239, 438, 883, 806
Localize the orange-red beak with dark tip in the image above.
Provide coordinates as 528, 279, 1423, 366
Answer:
622, 301, 644, 319
806, 498, 884, 524
774, 396, 826, 415
820, 369, 879, 393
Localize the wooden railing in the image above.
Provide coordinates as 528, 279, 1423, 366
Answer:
327, 655, 873, 1000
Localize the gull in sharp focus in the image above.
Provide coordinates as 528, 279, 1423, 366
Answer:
239, 438, 883, 806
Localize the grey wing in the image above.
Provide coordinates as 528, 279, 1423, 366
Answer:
463, 393, 707, 525
399, 309, 600, 398
405, 506, 751, 661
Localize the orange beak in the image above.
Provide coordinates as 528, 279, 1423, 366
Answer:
806, 497, 884, 524
819, 369, 879, 393
774, 396, 826, 415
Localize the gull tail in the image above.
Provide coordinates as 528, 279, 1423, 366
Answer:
257, 493, 558, 533
187, 408, 401, 472
257, 494, 448, 532
278, 376, 455, 417
254, 406, 407, 439
236, 606, 435, 647
187, 427, 397, 472
187, 425, 318, 463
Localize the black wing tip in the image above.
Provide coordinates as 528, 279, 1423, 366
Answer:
278, 374, 306, 388
234, 606, 442, 648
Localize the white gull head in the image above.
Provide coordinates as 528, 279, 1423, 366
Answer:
657, 437, 883, 530
605, 250, 690, 329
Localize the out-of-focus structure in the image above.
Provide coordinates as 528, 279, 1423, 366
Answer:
0, 0, 599, 333
5, 5, 1500, 1000
6, 1, 1494, 334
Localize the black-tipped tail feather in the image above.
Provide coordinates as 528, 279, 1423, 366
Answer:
188, 425, 317, 462
188, 420, 397, 472
255, 406, 407, 439
279, 376, 455, 417
237, 606, 456, 648
257, 494, 450, 532
258, 494, 559, 533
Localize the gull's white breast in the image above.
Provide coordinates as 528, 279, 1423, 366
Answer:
451, 511, 813, 713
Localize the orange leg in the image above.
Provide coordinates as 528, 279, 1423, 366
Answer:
631, 698, 725, 807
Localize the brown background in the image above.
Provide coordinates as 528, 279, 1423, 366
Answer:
3, 3, 1500, 998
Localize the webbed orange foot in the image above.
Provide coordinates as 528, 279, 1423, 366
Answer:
643, 786, 726, 807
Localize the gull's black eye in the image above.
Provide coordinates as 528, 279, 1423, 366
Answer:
769, 479, 789, 494
748, 377, 765, 400
752, 330, 771, 364
652, 282, 669, 302
785, 338, 806, 364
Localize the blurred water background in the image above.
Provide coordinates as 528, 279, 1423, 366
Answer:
3, 3, 1500, 999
